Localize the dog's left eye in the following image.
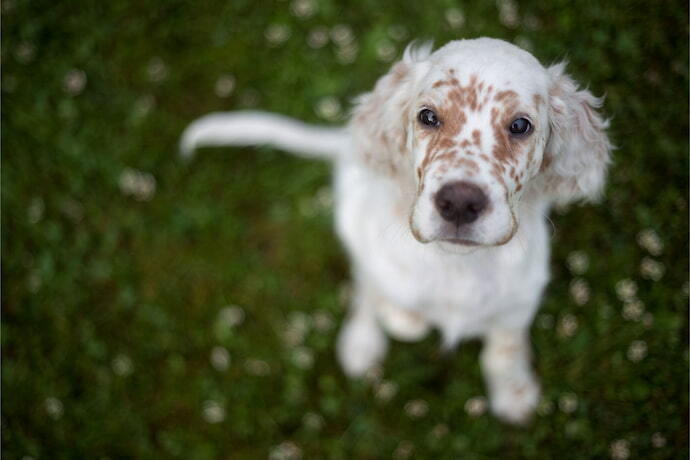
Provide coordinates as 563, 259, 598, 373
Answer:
418, 109, 441, 128
509, 117, 532, 135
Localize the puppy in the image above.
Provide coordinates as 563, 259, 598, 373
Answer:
181, 38, 611, 423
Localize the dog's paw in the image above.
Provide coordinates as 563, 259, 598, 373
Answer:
489, 377, 541, 425
336, 315, 388, 377
377, 302, 431, 342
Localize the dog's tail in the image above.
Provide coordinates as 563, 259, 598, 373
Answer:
180, 111, 347, 160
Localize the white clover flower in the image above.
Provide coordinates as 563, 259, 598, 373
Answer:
404, 399, 429, 418
569, 278, 590, 306
627, 340, 647, 362
245, 358, 271, 376
131, 94, 155, 122
336, 42, 358, 65
112, 354, 133, 376
558, 393, 578, 414
615, 279, 638, 303
63, 69, 87, 95
219, 305, 245, 327
239, 89, 260, 107
566, 251, 590, 275
2, 0, 15, 13
291, 346, 314, 370
61, 198, 84, 222
290, 0, 316, 18
388, 24, 408, 41
330, 24, 354, 47
265, 24, 291, 46
27, 270, 42, 293
375, 380, 398, 402
118, 168, 156, 201
430, 423, 449, 439
557, 314, 578, 338
15, 41, 36, 63
376, 40, 396, 62
393, 441, 414, 460
146, 57, 168, 83
45, 397, 64, 420
27, 197, 44, 224
269, 441, 302, 460
307, 26, 329, 49
312, 310, 334, 332
523, 13, 542, 30
497, 0, 520, 28
622, 300, 645, 321
636, 229, 663, 256
202, 400, 225, 424
315, 96, 341, 121
445, 8, 465, 29
610, 439, 630, 460
285, 311, 311, 345
210, 346, 231, 371
302, 412, 324, 431
464, 396, 488, 417
214, 74, 236, 98
514, 36, 533, 52
651, 432, 666, 448
640, 257, 665, 281
364, 364, 383, 384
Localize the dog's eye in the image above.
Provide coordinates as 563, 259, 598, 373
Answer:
509, 117, 531, 135
418, 108, 441, 128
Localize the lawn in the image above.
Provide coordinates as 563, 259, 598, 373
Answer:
2, 0, 688, 458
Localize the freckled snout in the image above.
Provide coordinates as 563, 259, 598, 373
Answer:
434, 181, 488, 226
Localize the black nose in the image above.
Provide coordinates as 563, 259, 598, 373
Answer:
434, 181, 488, 225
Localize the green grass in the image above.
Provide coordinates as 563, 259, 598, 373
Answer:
2, 0, 688, 458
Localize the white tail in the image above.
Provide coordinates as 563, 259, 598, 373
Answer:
180, 111, 348, 160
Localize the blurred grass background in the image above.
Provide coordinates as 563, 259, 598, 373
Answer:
2, 0, 688, 458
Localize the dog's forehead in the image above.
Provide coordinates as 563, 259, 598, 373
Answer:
423, 39, 549, 96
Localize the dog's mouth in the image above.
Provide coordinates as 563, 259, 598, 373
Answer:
438, 237, 480, 246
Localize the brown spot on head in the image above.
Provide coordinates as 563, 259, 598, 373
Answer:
540, 152, 553, 173
533, 93, 543, 109
490, 92, 521, 165
471, 130, 481, 147
494, 90, 518, 102
490, 162, 506, 186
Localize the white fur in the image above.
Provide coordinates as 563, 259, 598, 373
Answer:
180, 38, 611, 424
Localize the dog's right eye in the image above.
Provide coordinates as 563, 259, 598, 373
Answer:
418, 108, 441, 128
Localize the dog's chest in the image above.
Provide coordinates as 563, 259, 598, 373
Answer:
334, 164, 548, 329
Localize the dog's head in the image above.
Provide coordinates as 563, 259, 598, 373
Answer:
351, 38, 611, 247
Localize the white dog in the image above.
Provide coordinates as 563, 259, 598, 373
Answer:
181, 38, 611, 423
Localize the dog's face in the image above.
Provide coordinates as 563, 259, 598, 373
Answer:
408, 41, 551, 246
352, 38, 611, 248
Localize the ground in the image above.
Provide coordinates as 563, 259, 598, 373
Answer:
2, 0, 688, 458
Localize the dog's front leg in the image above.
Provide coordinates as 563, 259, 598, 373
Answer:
336, 280, 389, 377
480, 328, 540, 424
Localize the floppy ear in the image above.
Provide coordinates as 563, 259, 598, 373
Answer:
539, 62, 612, 205
349, 42, 432, 180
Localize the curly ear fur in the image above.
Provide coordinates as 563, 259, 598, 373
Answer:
349, 42, 432, 181
539, 62, 612, 204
